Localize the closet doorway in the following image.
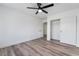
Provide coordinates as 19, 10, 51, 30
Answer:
43, 22, 47, 37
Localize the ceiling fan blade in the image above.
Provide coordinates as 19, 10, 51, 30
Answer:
27, 7, 38, 9
42, 9, 48, 14
35, 11, 38, 14
37, 3, 41, 8
42, 4, 54, 9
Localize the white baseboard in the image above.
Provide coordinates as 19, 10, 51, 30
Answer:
60, 40, 76, 46
76, 44, 79, 47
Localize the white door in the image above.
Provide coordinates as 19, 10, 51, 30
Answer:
60, 16, 76, 45
51, 20, 60, 40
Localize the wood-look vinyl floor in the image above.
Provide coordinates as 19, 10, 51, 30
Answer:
0, 37, 79, 56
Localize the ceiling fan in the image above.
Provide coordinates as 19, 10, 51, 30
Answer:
27, 3, 54, 14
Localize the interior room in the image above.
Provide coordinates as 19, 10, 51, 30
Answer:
0, 3, 79, 56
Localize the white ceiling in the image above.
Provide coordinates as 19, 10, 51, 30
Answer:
1, 3, 79, 19
47, 3, 79, 16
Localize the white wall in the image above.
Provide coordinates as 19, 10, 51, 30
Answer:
60, 16, 76, 45
47, 8, 79, 46
0, 5, 43, 48
42, 19, 47, 23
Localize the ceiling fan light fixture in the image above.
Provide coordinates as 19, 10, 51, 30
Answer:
38, 9, 42, 12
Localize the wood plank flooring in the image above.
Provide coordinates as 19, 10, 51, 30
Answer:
0, 37, 79, 56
